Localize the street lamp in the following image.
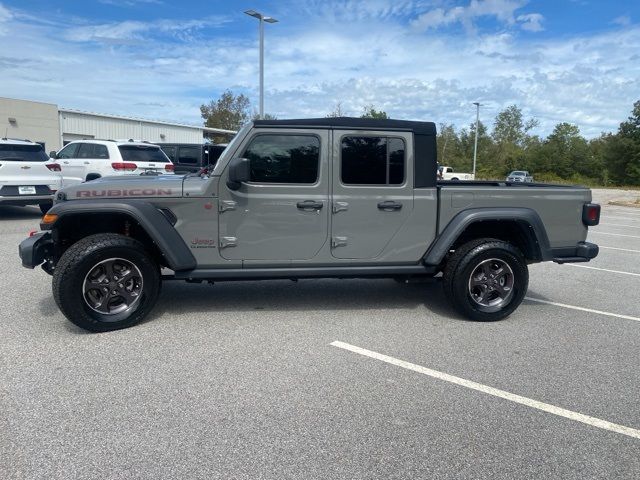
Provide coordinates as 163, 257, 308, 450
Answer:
472, 102, 481, 177
245, 10, 278, 119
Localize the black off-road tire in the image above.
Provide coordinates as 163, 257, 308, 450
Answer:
52, 233, 161, 332
442, 238, 528, 321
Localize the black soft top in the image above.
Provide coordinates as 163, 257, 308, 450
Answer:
253, 117, 436, 136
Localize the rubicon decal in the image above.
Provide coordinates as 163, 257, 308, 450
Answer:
76, 188, 173, 197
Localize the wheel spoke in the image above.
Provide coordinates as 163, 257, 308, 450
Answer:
481, 263, 492, 277
119, 288, 138, 306
103, 261, 115, 280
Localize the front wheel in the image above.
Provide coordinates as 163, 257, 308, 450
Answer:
442, 238, 528, 321
52, 233, 161, 332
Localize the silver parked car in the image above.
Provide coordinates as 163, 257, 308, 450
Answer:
506, 171, 533, 182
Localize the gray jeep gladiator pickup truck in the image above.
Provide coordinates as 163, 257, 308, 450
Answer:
19, 117, 600, 332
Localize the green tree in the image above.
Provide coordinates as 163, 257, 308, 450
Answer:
252, 112, 278, 120
360, 105, 389, 119
543, 123, 590, 179
491, 105, 538, 176
327, 102, 346, 118
492, 105, 538, 146
200, 90, 251, 131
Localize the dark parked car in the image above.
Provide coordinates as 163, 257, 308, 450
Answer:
158, 143, 227, 174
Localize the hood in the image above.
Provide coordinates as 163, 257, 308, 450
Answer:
57, 174, 185, 201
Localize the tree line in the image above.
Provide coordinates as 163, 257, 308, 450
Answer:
201, 91, 640, 186
436, 101, 640, 186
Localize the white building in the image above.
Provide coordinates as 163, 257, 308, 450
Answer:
1, 97, 235, 152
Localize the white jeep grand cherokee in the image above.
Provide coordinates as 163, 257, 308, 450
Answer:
51, 139, 174, 183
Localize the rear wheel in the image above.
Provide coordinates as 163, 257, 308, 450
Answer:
52, 233, 161, 332
442, 238, 528, 321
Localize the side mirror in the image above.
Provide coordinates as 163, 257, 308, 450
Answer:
226, 157, 250, 191
49, 151, 58, 159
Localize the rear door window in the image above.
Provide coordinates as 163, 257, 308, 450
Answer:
160, 146, 177, 162
341, 136, 405, 185
177, 146, 200, 165
118, 145, 170, 163
76, 143, 109, 159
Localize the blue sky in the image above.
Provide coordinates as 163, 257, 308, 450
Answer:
0, 0, 638, 137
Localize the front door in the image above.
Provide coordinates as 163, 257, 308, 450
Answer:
56, 143, 84, 183
218, 130, 329, 262
331, 130, 414, 259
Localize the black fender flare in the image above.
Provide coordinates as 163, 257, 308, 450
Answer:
46, 200, 197, 271
423, 207, 552, 266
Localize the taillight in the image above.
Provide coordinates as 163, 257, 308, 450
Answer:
165, 163, 175, 172
111, 162, 137, 171
582, 203, 600, 226
46, 163, 61, 172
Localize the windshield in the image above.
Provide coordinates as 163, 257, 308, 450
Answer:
0, 144, 49, 162
511, 171, 526, 176
118, 145, 170, 163
212, 124, 247, 175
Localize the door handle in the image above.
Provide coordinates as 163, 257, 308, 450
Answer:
297, 200, 323, 211
63, 161, 69, 164
377, 201, 402, 211
83, 161, 90, 165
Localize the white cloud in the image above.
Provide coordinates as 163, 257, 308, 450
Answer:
517, 13, 544, 32
412, 0, 528, 31
0, 2, 13, 35
611, 15, 631, 27
0, 1, 638, 139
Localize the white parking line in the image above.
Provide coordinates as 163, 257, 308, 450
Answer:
589, 231, 640, 239
602, 216, 640, 223
524, 297, 640, 323
600, 245, 640, 253
605, 209, 640, 217
564, 264, 640, 277
330, 341, 640, 440
600, 223, 640, 229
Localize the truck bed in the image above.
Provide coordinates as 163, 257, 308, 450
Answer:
437, 182, 591, 248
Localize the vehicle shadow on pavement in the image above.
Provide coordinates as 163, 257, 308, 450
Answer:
0, 205, 42, 219
148, 278, 467, 323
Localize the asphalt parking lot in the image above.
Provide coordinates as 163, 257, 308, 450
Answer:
1, 190, 639, 479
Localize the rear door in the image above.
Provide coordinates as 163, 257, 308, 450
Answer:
76, 143, 110, 179
330, 131, 414, 259
218, 129, 329, 262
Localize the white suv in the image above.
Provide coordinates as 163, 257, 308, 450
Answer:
0, 138, 68, 213
52, 140, 175, 183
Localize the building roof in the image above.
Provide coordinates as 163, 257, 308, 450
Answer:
59, 108, 237, 135
253, 117, 437, 135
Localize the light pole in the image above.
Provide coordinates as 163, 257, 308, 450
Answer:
472, 102, 481, 177
244, 10, 278, 119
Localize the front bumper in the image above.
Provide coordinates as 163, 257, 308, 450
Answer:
19, 231, 53, 269
552, 241, 599, 264
0, 194, 54, 206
